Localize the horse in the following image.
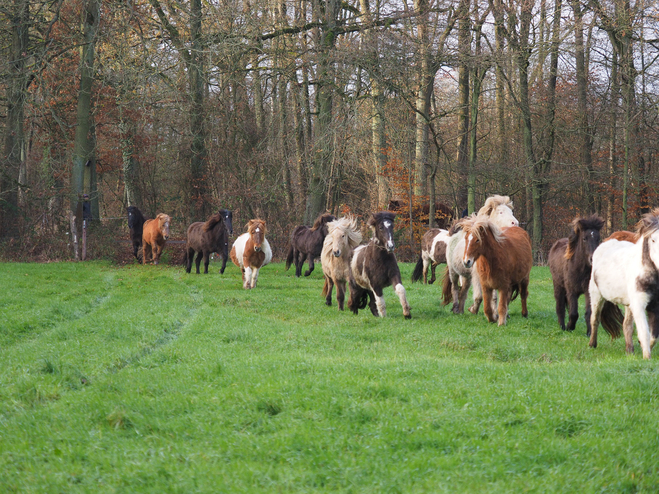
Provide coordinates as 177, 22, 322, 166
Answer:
605, 230, 639, 243
461, 216, 532, 325
321, 216, 363, 310
142, 213, 171, 265
442, 195, 519, 314
185, 209, 233, 274
285, 213, 336, 277
411, 228, 450, 284
347, 212, 411, 319
230, 219, 272, 289
588, 209, 659, 359
548, 215, 604, 335
127, 206, 146, 260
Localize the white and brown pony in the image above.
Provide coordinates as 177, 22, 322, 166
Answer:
461, 216, 532, 325
347, 212, 411, 319
321, 216, 363, 310
589, 209, 659, 359
230, 219, 272, 289
142, 213, 171, 265
442, 195, 519, 313
411, 228, 450, 284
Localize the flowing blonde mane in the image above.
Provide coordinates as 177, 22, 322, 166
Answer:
478, 195, 513, 217
459, 214, 505, 244
327, 215, 362, 248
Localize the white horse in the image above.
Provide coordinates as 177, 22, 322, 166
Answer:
589, 209, 659, 359
442, 195, 519, 314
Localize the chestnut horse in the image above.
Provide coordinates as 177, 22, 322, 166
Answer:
548, 215, 604, 335
142, 213, 171, 265
185, 209, 233, 274
127, 206, 146, 260
285, 213, 336, 277
321, 216, 362, 310
605, 230, 639, 243
230, 219, 272, 289
348, 212, 411, 319
461, 216, 532, 325
411, 228, 450, 284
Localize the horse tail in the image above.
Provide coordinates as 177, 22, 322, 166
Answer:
322, 278, 329, 297
441, 266, 452, 306
285, 244, 294, 271
600, 301, 623, 339
411, 256, 424, 283
356, 291, 369, 310
510, 283, 520, 302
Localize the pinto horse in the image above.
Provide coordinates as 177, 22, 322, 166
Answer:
321, 216, 363, 310
142, 213, 171, 265
411, 228, 450, 284
127, 206, 147, 260
589, 209, 659, 359
461, 216, 532, 325
442, 195, 519, 314
285, 213, 336, 277
230, 219, 272, 289
185, 209, 233, 274
347, 212, 411, 319
548, 215, 604, 335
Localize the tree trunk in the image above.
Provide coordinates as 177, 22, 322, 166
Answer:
456, 0, 470, 210
607, 49, 618, 233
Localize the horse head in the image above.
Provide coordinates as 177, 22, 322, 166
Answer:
247, 219, 266, 252
566, 215, 604, 266
461, 216, 503, 269
327, 216, 362, 258
157, 213, 171, 240
312, 213, 337, 235
127, 206, 145, 230
478, 195, 518, 228
637, 209, 659, 270
221, 209, 233, 235
368, 211, 396, 253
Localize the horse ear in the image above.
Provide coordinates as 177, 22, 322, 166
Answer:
367, 214, 377, 228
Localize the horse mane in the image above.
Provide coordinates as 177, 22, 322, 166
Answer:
367, 211, 396, 229
565, 214, 604, 260
459, 215, 504, 244
203, 211, 224, 232
328, 216, 362, 248
247, 219, 266, 235
636, 208, 659, 239
311, 213, 336, 231
448, 218, 462, 236
156, 213, 170, 225
477, 195, 513, 216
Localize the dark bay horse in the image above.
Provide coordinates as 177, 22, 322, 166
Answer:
348, 212, 411, 319
127, 206, 146, 259
230, 219, 272, 289
142, 213, 171, 265
286, 213, 336, 277
548, 215, 604, 335
461, 216, 532, 325
185, 209, 233, 274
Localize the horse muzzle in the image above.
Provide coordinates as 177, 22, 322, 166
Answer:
333, 250, 341, 257
254, 246, 262, 252
386, 242, 395, 253
163, 235, 169, 240
463, 258, 474, 269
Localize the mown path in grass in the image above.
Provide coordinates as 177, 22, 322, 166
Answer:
1, 261, 658, 493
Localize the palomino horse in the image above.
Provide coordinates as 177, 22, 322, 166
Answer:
461, 216, 532, 326
285, 213, 336, 277
127, 206, 146, 260
589, 209, 659, 359
347, 212, 411, 319
230, 219, 272, 289
411, 228, 450, 284
548, 215, 604, 335
185, 209, 233, 274
321, 216, 362, 310
142, 213, 171, 265
442, 195, 519, 314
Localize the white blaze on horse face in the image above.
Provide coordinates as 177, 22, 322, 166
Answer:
463, 233, 475, 268
383, 221, 394, 251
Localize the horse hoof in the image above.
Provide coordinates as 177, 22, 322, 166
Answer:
325, 300, 332, 306
468, 306, 477, 314
404, 314, 412, 320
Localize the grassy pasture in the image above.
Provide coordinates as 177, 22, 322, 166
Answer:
1, 260, 659, 493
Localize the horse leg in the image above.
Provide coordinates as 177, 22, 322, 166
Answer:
497, 287, 510, 326
553, 284, 567, 330
325, 277, 334, 306
347, 280, 362, 315
429, 262, 437, 285
588, 282, 604, 349
623, 307, 635, 354
243, 266, 252, 289
584, 291, 592, 336
194, 252, 202, 274
393, 278, 411, 319
203, 251, 210, 274
153, 244, 161, 265
336, 280, 346, 311
469, 272, 483, 314
482, 288, 496, 323
251, 267, 260, 288
422, 256, 430, 284
185, 248, 193, 273
629, 299, 653, 359
295, 252, 306, 278
520, 280, 529, 318
219, 245, 228, 274
143, 242, 151, 265
304, 257, 315, 277
457, 277, 471, 314
369, 288, 383, 317
567, 291, 580, 331
450, 273, 462, 313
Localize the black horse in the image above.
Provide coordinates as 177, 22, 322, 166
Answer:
285, 213, 336, 277
347, 211, 411, 319
548, 215, 604, 335
127, 206, 147, 260
185, 209, 233, 274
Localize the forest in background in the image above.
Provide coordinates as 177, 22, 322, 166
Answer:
1, 0, 658, 262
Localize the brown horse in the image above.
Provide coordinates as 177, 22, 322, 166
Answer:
285, 213, 336, 277
321, 216, 362, 310
605, 230, 639, 243
185, 209, 233, 274
142, 213, 171, 265
548, 215, 604, 335
461, 216, 532, 325
230, 219, 272, 289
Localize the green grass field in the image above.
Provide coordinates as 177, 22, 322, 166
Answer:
1, 260, 658, 493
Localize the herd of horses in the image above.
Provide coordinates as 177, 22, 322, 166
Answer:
127, 198, 659, 359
